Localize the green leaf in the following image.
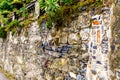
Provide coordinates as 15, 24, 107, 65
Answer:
61, 0, 74, 5
0, 0, 13, 11
6, 20, 20, 31
0, 27, 7, 38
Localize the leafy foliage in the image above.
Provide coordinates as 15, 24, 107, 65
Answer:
11, 0, 23, 9
0, 0, 103, 38
39, 0, 103, 28
19, 7, 28, 18
40, 0, 60, 17
6, 20, 20, 31
39, 0, 60, 27
0, 27, 7, 38
0, 0, 13, 11
22, 18, 33, 28
1, 10, 10, 18
24, 0, 33, 4
38, 14, 47, 24
0, 14, 9, 25
61, 0, 74, 5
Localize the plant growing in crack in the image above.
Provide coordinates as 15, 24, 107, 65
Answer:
39, 0, 60, 28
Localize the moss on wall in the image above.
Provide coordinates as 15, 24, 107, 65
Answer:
0, 67, 15, 80
0, 27, 7, 38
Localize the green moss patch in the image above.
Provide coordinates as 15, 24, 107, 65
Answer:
0, 27, 7, 39
0, 67, 15, 80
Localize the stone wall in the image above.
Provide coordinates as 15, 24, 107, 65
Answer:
0, 3, 116, 80
0, 12, 91, 80
110, 0, 120, 79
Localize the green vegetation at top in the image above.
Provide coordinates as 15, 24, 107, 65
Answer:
0, 0, 33, 38
0, 0, 33, 11
5, 20, 21, 31
0, 0, 103, 38
39, 0, 103, 28
0, 0, 13, 11
0, 0, 33, 25
0, 27, 7, 39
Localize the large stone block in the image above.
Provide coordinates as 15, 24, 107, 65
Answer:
68, 33, 80, 45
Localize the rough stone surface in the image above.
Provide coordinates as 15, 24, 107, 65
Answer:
0, 16, 89, 79
0, 72, 8, 80
110, 0, 120, 79
0, 3, 117, 80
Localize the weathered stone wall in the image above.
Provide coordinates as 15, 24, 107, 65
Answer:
0, 12, 91, 80
110, 0, 120, 79
0, 3, 116, 80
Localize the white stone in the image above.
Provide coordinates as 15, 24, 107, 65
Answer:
69, 33, 78, 41
16, 56, 23, 64
69, 72, 76, 79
